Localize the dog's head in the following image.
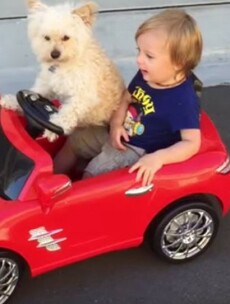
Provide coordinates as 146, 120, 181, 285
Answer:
26, 0, 98, 64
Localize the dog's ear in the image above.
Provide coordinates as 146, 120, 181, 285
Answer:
26, 0, 47, 13
72, 2, 98, 27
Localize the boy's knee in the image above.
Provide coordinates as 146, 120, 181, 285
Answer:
83, 152, 109, 177
83, 143, 125, 177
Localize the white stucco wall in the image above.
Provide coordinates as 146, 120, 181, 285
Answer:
0, 0, 230, 93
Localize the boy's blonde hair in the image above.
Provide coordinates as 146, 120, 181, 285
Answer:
135, 9, 203, 76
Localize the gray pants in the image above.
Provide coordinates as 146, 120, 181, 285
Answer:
68, 126, 145, 177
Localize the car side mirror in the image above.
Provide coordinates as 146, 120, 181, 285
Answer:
35, 174, 71, 208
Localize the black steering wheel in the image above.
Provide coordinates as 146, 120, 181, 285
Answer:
16, 90, 64, 136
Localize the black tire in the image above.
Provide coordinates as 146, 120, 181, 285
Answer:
0, 251, 24, 304
149, 201, 220, 263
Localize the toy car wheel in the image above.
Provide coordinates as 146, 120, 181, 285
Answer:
150, 202, 220, 263
0, 251, 23, 304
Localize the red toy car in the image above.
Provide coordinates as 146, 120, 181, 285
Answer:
0, 90, 230, 304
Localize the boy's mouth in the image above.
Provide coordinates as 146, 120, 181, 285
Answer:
141, 69, 148, 76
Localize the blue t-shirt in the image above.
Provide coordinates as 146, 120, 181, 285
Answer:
124, 70, 200, 153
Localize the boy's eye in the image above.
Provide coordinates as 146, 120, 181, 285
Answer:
62, 35, 70, 41
146, 54, 154, 59
44, 35, 50, 41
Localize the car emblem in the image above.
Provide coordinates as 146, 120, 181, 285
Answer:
28, 227, 67, 252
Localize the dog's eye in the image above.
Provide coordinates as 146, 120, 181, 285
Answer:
44, 35, 50, 41
62, 35, 70, 41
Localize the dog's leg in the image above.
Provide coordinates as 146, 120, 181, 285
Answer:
31, 78, 54, 100
42, 98, 87, 142
0, 75, 52, 112
42, 92, 102, 142
0, 94, 22, 111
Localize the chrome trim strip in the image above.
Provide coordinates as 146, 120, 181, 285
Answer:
125, 184, 153, 196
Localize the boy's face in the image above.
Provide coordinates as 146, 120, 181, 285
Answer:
136, 29, 182, 87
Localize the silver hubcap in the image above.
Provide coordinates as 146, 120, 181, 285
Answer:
0, 258, 19, 304
161, 208, 214, 260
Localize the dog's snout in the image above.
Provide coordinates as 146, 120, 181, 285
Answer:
51, 50, 61, 59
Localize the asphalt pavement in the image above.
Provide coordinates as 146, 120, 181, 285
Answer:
11, 85, 230, 304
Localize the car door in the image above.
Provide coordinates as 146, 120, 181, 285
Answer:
47, 169, 154, 259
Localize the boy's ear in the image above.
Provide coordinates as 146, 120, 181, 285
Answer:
26, 0, 47, 13
72, 2, 98, 26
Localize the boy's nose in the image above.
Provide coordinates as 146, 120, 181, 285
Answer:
136, 56, 143, 68
51, 49, 61, 59
136, 53, 143, 66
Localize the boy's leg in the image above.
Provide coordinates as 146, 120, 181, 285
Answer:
54, 126, 109, 174
83, 142, 145, 178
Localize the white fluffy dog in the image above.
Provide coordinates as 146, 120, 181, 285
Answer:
1, 0, 124, 141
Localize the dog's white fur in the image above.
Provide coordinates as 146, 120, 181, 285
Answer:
0, 0, 125, 141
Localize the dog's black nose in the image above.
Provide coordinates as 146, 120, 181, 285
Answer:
51, 50, 61, 59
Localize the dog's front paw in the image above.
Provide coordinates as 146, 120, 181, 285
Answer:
49, 112, 74, 135
42, 129, 59, 142
0, 94, 21, 111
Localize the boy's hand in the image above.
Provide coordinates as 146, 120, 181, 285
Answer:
110, 125, 129, 150
129, 153, 163, 186
129, 129, 201, 186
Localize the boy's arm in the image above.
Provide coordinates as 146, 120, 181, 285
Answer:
153, 129, 201, 164
109, 89, 132, 150
129, 128, 201, 185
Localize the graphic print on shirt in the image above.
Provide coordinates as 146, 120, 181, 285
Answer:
124, 86, 155, 137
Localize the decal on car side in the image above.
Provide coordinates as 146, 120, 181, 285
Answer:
28, 227, 67, 252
